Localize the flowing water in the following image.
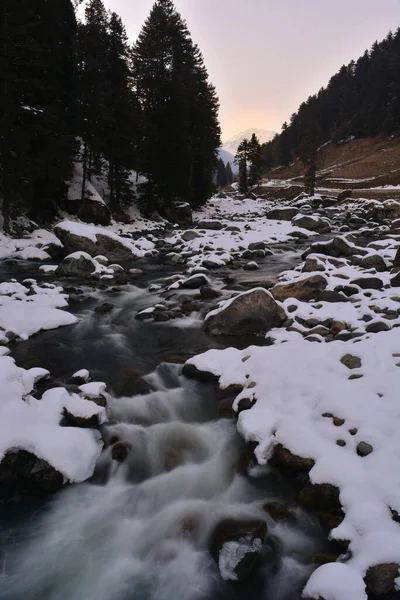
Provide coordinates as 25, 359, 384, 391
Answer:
0, 248, 333, 600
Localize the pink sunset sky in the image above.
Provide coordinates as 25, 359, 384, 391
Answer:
81, 0, 400, 140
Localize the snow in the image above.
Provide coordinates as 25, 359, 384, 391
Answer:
187, 329, 400, 578
0, 279, 77, 341
0, 229, 61, 261
0, 356, 103, 483
302, 563, 367, 600
56, 220, 155, 258
218, 537, 262, 581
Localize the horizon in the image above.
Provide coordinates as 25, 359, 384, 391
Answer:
78, 0, 400, 138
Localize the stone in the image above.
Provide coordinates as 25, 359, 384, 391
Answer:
95, 303, 114, 314
263, 502, 290, 521
360, 254, 387, 272
312, 553, 339, 565
56, 252, 95, 277
248, 241, 266, 251
351, 276, 384, 290
302, 256, 326, 273
111, 441, 131, 462
304, 236, 367, 260
272, 444, 315, 472
0, 449, 64, 493
203, 288, 286, 336
219, 398, 235, 419
340, 354, 362, 369
366, 321, 390, 333
266, 207, 298, 221
271, 275, 327, 302
342, 285, 359, 297
357, 441, 373, 457
393, 246, 400, 268
182, 362, 219, 382
197, 219, 224, 230
336, 439, 346, 447
319, 290, 349, 303
329, 320, 346, 336
243, 261, 259, 270
63, 407, 104, 428
236, 397, 257, 413
390, 271, 400, 287
333, 417, 345, 426
55, 226, 133, 261
348, 373, 363, 380
181, 230, 201, 242
77, 198, 111, 226
200, 285, 221, 299
337, 189, 352, 202
298, 482, 341, 511
164, 202, 192, 225
180, 274, 209, 289
292, 214, 331, 233
364, 563, 400, 596
209, 518, 267, 582
349, 428, 358, 435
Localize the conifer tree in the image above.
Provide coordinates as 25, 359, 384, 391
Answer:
235, 138, 249, 194
247, 133, 262, 186
216, 159, 227, 188
1, 0, 77, 226
133, 0, 220, 212
225, 162, 233, 186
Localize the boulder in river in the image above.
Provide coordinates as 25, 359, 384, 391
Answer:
163, 201, 193, 225
291, 214, 331, 233
54, 223, 134, 261
365, 563, 400, 596
266, 207, 298, 221
0, 449, 64, 493
271, 274, 327, 302
209, 518, 267, 582
56, 251, 96, 277
204, 288, 286, 336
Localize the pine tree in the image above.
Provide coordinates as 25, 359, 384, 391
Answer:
235, 139, 249, 194
1, 0, 77, 227
103, 12, 140, 213
225, 162, 233, 186
216, 159, 227, 188
247, 133, 262, 186
132, 0, 220, 212
77, 0, 109, 203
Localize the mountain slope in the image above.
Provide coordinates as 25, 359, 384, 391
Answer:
222, 128, 276, 155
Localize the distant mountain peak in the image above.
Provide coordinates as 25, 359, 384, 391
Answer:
222, 128, 276, 155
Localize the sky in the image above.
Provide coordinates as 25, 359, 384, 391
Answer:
80, 0, 400, 140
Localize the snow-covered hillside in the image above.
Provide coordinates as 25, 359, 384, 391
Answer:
222, 128, 276, 155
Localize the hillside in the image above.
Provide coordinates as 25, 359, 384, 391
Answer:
265, 134, 400, 200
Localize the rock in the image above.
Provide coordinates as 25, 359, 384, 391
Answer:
56, 251, 96, 277
298, 482, 341, 510
312, 553, 339, 565
263, 502, 290, 521
68, 369, 92, 385
0, 449, 64, 493
181, 230, 201, 242
209, 518, 267, 582
77, 198, 111, 226
95, 303, 114, 314
330, 320, 346, 335
333, 417, 345, 426
225, 225, 241, 232
271, 275, 327, 302
292, 214, 331, 233
63, 407, 104, 428
243, 261, 259, 271
180, 274, 209, 289
272, 444, 315, 472
337, 189, 353, 202
340, 354, 362, 370
357, 441, 373, 457
266, 207, 298, 221
336, 439, 346, 447
111, 441, 131, 462
371, 200, 400, 223
204, 288, 286, 336
302, 255, 326, 273
319, 290, 349, 303
236, 397, 257, 413
304, 236, 367, 259
366, 321, 390, 333
365, 563, 400, 596
200, 285, 221, 299
164, 202, 192, 225
393, 246, 400, 268
351, 276, 384, 290
182, 362, 219, 382
54, 226, 133, 261
360, 254, 387, 272
197, 219, 224, 230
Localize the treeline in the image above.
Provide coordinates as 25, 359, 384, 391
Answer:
262, 29, 400, 171
0, 0, 220, 230
216, 160, 234, 188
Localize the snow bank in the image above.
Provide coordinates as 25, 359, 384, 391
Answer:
302, 563, 367, 600
0, 355, 103, 483
186, 328, 400, 576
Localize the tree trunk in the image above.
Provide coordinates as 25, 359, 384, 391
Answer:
81, 139, 88, 205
